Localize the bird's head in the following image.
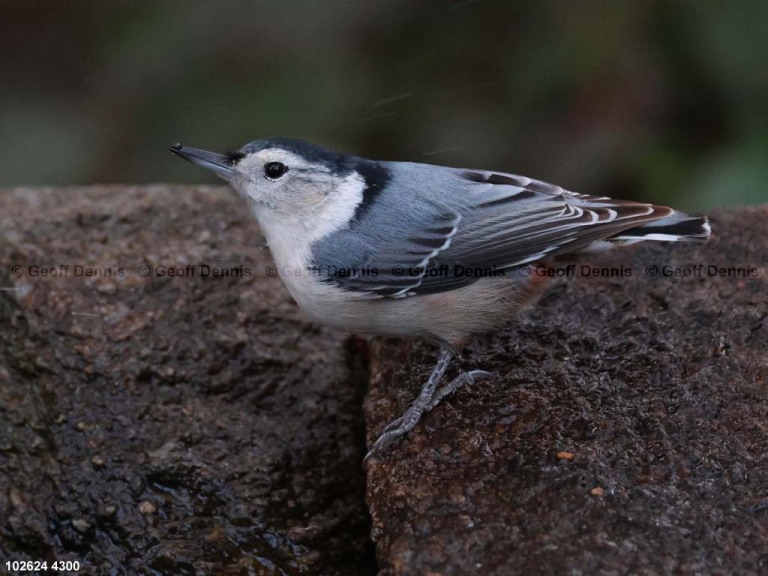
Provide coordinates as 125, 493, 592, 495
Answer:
171, 138, 366, 215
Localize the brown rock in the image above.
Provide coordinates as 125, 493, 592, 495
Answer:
365, 206, 768, 576
138, 500, 157, 515
0, 186, 375, 575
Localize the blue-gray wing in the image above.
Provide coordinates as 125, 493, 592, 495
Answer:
311, 166, 696, 298
310, 207, 463, 297
442, 170, 665, 270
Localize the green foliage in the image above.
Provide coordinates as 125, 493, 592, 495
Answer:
1, 0, 765, 209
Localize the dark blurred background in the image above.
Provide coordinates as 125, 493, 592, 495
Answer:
2, 0, 767, 210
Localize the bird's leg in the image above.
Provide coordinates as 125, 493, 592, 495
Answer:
366, 347, 454, 458
377, 368, 494, 436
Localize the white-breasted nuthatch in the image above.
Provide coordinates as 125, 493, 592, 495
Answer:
170, 139, 710, 458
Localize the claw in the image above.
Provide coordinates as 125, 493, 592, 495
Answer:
380, 414, 405, 435
364, 429, 402, 462
466, 369, 495, 383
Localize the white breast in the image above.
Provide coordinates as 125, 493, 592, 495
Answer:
250, 171, 368, 320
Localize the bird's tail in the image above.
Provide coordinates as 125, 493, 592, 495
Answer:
572, 207, 710, 254
609, 210, 711, 243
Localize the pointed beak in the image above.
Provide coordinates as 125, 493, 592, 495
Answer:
169, 143, 236, 178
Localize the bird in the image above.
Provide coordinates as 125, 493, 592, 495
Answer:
170, 138, 710, 458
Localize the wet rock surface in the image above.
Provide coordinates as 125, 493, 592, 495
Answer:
0, 186, 375, 575
365, 206, 768, 575
2, 189, 766, 576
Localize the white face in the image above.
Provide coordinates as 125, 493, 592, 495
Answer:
172, 141, 368, 262
228, 148, 341, 214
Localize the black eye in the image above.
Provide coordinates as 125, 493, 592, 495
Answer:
264, 162, 288, 180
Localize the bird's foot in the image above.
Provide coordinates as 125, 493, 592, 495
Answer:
429, 369, 495, 411
365, 368, 496, 461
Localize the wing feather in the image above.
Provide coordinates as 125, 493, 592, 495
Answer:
311, 166, 702, 298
